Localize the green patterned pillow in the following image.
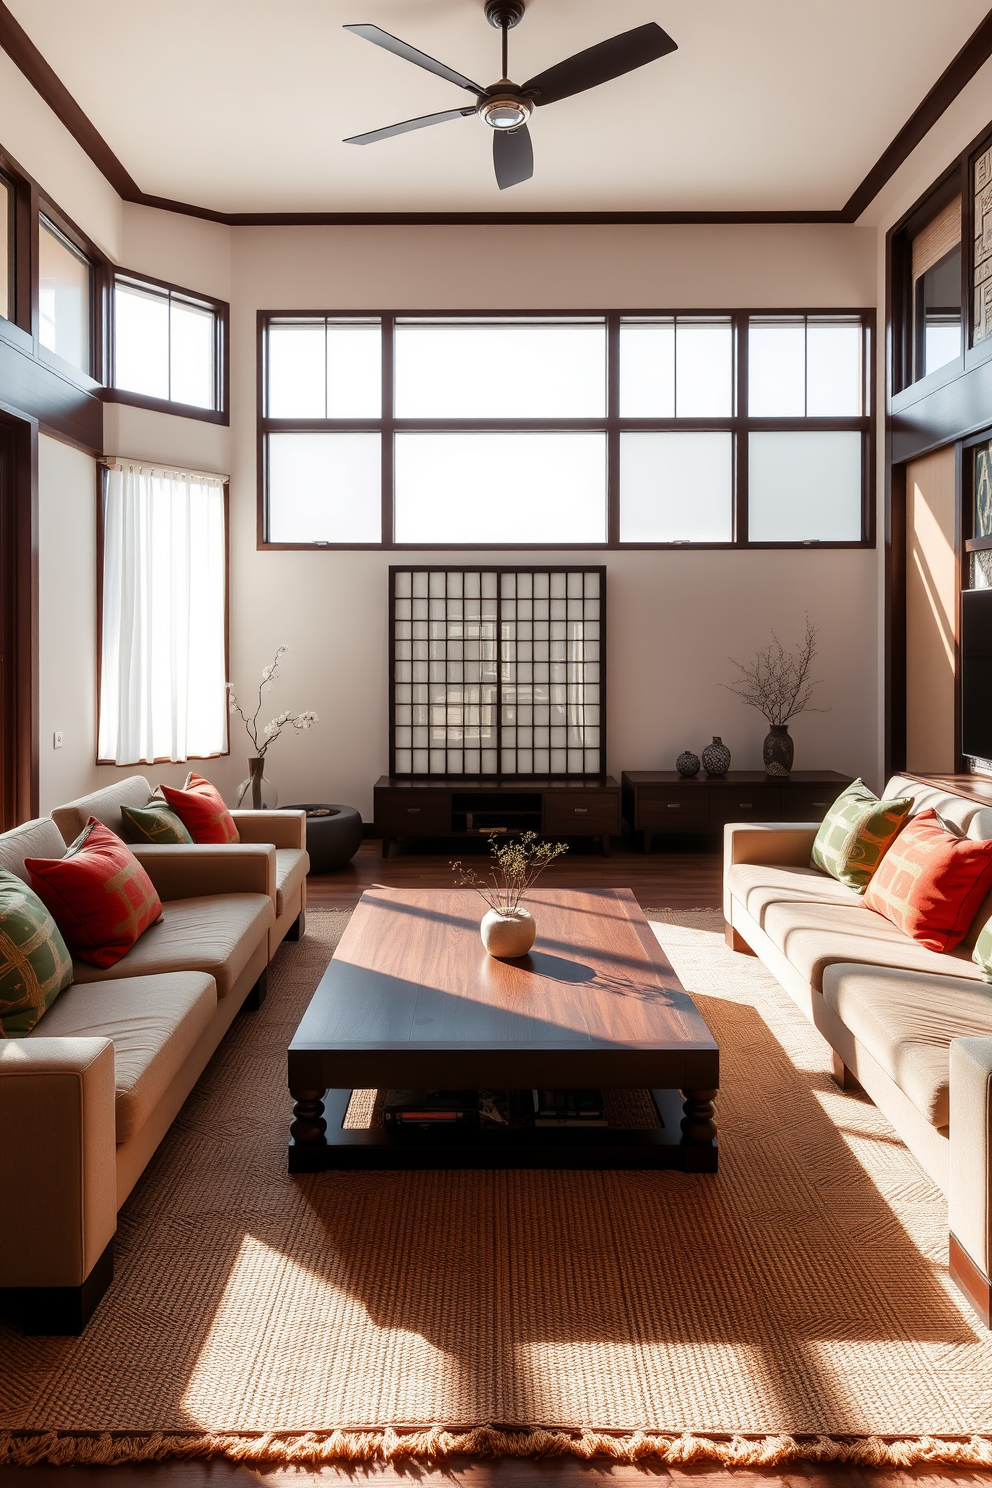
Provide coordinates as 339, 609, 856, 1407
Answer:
121, 801, 193, 845
810, 779, 913, 893
0, 868, 74, 1037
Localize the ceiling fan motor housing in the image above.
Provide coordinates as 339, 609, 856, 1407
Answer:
484, 0, 525, 29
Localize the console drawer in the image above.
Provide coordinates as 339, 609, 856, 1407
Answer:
780, 787, 838, 823
639, 799, 709, 832
543, 793, 620, 835
707, 784, 780, 828
375, 792, 451, 834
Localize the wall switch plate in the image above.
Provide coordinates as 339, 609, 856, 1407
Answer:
53, 730, 63, 749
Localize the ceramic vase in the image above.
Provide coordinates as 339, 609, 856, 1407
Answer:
676, 750, 700, 778
480, 907, 536, 959
763, 724, 794, 778
235, 757, 279, 810
702, 736, 731, 777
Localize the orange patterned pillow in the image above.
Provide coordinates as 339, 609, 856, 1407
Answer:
160, 772, 239, 844
863, 809, 992, 952
25, 818, 163, 968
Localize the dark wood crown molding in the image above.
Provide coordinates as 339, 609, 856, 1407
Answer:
2, 1, 992, 227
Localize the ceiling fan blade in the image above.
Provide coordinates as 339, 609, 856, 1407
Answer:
522, 22, 677, 107
344, 24, 483, 96
345, 107, 476, 146
493, 126, 534, 191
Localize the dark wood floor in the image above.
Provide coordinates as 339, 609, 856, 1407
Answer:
7, 842, 988, 1487
305, 835, 724, 912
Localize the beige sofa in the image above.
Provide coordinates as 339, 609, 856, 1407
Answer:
724, 773, 992, 1327
0, 814, 276, 1335
52, 774, 309, 956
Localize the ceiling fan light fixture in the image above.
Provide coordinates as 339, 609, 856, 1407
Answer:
479, 94, 532, 130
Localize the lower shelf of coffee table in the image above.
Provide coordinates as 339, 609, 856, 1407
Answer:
288, 1087, 718, 1172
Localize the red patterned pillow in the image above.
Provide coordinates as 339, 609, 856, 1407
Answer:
864, 808, 992, 952
25, 818, 163, 969
160, 772, 239, 844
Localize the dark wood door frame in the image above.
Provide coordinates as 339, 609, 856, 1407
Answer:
0, 404, 39, 828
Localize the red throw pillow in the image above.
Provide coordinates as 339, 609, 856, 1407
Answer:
160, 772, 239, 844
25, 818, 163, 969
864, 808, 992, 952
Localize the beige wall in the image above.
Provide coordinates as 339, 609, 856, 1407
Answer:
905, 447, 958, 773
215, 222, 880, 818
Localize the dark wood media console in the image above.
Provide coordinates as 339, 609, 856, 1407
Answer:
374, 775, 621, 857
621, 770, 853, 853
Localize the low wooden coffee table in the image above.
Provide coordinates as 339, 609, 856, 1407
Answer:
287, 886, 719, 1171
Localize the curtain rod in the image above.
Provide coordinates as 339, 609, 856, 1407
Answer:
100, 457, 229, 483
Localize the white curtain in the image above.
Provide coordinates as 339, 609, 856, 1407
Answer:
98, 462, 228, 765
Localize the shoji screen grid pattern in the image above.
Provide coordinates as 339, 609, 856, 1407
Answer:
390, 567, 605, 778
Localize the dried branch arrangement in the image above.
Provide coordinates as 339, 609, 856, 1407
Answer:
227, 646, 319, 759
451, 831, 568, 916
723, 616, 828, 726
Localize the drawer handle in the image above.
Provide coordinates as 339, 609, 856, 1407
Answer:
482, 826, 507, 833
667, 802, 681, 809
406, 807, 421, 814
812, 801, 827, 807
739, 803, 753, 809
573, 807, 588, 815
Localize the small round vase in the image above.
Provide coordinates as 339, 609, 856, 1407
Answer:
702, 736, 731, 777
481, 908, 536, 959
763, 724, 794, 778
235, 757, 279, 810
676, 750, 700, 778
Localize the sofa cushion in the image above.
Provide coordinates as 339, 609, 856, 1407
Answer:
275, 848, 308, 918
161, 773, 239, 845
822, 962, 992, 1129
884, 776, 992, 840
0, 868, 74, 1036
27, 972, 216, 1141
26, 819, 163, 969
51, 775, 153, 847
759, 897, 985, 992
0, 817, 66, 884
863, 809, 992, 952
728, 862, 862, 926
70, 893, 273, 998
810, 779, 913, 892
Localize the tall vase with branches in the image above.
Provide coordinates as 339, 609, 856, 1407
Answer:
228, 647, 319, 808
723, 616, 828, 777
452, 831, 568, 958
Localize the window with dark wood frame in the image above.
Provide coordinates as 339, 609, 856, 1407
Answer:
258, 309, 875, 552
106, 269, 229, 424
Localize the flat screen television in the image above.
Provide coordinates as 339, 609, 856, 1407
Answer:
961, 586, 992, 761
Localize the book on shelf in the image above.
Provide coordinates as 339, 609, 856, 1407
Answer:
532, 1089, 607, 1126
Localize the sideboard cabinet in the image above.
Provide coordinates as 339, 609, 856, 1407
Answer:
374, 776, 622, 857
621, 771, 853, 853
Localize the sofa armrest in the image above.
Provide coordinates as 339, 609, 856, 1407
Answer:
950, 1037, 992, 1308
231, 809, 306, 850
0, 1038, 117, 1288
723, 822, 820, 921
130, 843, 276, 903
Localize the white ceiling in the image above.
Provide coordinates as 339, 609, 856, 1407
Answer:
8, 0, 990, 214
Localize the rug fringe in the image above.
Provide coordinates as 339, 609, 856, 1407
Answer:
4, 1427, 992, 1469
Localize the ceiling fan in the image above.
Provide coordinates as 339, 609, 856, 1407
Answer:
343, 1, 678, 190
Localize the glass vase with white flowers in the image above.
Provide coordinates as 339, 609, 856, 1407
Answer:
228, 647, 319, 809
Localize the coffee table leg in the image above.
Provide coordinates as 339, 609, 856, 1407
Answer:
290, 1087, 328, 1147
680, 1088, 718, 1144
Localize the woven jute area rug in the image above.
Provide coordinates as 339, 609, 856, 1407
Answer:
3, 907, 992, 1470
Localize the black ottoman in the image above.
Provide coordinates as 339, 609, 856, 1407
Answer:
280, 804, 363, 874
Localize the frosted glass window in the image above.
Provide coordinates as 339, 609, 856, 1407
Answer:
749, 316, 863, 416
114, 278, 218, 409
620, 432, 733, 541
807, 319, 862, 414
395, 322, 606, 417
267, 432, 381, 542
675, 320, 734, 416
395, 433, 606, 543
267, 319, 380, 417
0, 177, 10, 322
749, 431, 863, 541
749, 320, 805, 415
619, 320, 675, 416
39, 216, 91, 373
